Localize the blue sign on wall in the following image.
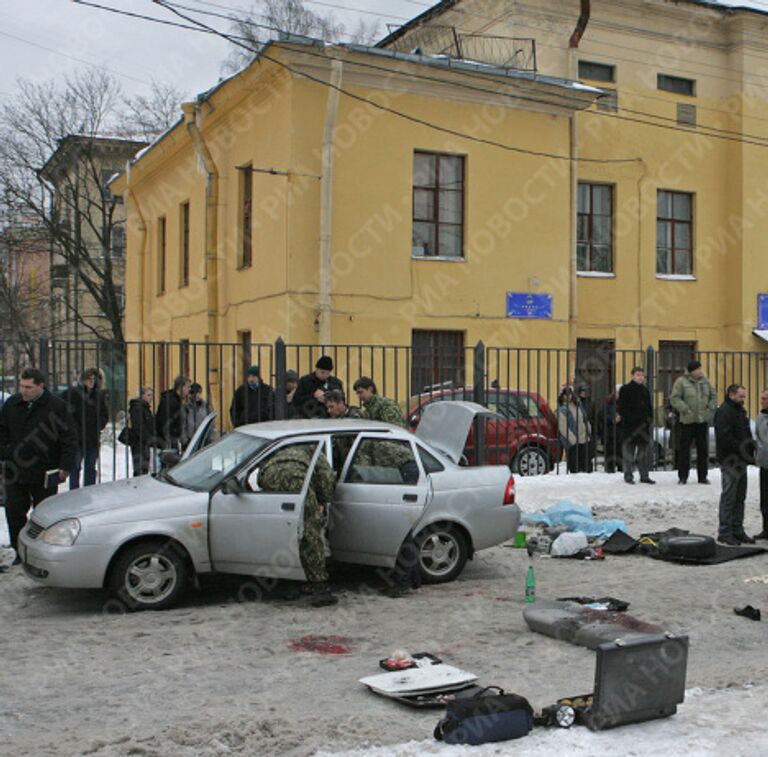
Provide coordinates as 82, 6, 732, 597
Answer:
759, 294, 768, 329
506, 292, 553, 320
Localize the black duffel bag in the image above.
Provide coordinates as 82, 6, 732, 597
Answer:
434, 687, 533, 745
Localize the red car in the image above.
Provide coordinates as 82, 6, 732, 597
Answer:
407, 388, 561, 476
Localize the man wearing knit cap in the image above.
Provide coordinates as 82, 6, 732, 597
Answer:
670, 359, 716, 484
293, 355, 343, 418
230, 365, 275, 427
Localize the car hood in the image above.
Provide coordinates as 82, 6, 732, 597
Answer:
415, 400, 502, 464
31, 475, 189, 527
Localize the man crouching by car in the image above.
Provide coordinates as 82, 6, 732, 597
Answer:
258, 444, 338, 607
0, 368, 78, 565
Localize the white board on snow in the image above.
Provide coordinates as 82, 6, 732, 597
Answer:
359, 665, 477, 697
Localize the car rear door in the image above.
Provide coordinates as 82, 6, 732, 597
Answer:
208, 439, 324, 579
329, 435, 431, 567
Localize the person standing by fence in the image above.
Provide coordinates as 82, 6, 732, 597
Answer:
182, 383, 213, 448
617, 367, 655, 485
0, 368, 77, 563
754, 387, 768, 541
669, 360, 716, 485
128, 386, 158, 476
61, 368, 108, 489
556, 386, 592, 473
155, 376, 190, 450
230, 366, 274, 427
353, 377, 405, 427
293, 356, 343, 419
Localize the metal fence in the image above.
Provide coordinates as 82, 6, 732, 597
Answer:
2, 338, 767, 481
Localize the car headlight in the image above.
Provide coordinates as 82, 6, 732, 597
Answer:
41, 518, 81, 546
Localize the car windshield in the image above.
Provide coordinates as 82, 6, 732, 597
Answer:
166, 432, 270, 491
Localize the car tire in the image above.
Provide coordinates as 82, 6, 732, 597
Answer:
659, 534, 716, 559
512, 446, 550, 476
415, 524, 468, 584
109, 540, 188, 611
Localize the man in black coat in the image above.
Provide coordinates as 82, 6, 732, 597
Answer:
0, 368, 78, 561
292, 356, 343, 419
61, 367, 108, 488
714, 384, 755, 545
128, 386, 158, 476
617, 366, 655, 485
155, 375, 190, 450
230, 365, 275, 427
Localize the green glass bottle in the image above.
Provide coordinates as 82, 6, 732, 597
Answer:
525, 564, 536, 603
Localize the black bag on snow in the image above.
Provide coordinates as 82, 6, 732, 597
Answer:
434, 687, 533, 745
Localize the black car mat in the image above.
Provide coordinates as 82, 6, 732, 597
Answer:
646, 544, 766, 565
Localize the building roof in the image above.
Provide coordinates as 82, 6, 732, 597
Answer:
39, 134, 148, 182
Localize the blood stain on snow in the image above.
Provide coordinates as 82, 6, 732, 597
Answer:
288, 635, 354, 655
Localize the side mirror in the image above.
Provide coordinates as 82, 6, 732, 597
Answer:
160, 449, 181, 468
222, 477, 242, 495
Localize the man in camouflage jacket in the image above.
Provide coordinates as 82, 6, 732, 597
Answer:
258, 444, 337, 605
353, 376, 405, 427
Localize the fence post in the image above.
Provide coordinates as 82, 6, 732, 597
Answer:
274, 337, 287, 420
646, 344, 656, 470
473, 340, 486, 465
38, 337, 49, 382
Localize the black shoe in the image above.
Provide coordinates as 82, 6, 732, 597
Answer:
310, 590, 338, 607
698, 479, 710, 485
677, 479, 687, 485
640, 478, 656, 485
736, 533, 756, 545
384, 585, 413, 598
624, 478, 635, 485
753, 531, 768, 541
718, 535, 741, 547
11, 555, 21, 566
734, 605, 761, 621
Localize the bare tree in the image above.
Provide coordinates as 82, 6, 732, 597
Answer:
0, 71, 185, 344
223, 0, 379, 73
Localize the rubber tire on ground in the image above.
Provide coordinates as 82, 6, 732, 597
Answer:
415, 524, 468, 584
109, 540, 189, 611
659, 534, 716, 559
512, 446, 550, 477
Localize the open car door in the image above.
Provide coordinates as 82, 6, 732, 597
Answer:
208, 439, 324, 579
180, 412, 217, 460
329, 435, 432, 568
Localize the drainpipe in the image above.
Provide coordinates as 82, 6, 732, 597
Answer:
567, 1, 590, 353
124, 161, 148, 342
182, 102, 220, 393
318, 59, 343, 347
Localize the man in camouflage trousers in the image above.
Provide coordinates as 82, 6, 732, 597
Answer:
353, 377, 405, 427
258, 444, 338, 606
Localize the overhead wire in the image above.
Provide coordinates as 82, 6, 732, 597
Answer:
159, 0, 768, 147
76, 0, 640, 163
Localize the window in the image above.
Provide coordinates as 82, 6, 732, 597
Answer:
346, 439, 419, 485
596, 89, 618, 113
412, 151, 464, 258
110, 225, 125, 257
412, 329, 465, 394
180, 201, 190, 287
238, 329, 252, 382
657, 191, 693, 275
417, 445, 444, 474
239, 165, 253, 268
579, 60, 615, 82
658, 74, 695, 96
101, 168, 118, 202
677, 103, 696, 127
157, 216, 166, 295
577, 183, 613, 272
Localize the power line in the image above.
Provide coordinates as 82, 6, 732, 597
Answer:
78, 0, 640, 163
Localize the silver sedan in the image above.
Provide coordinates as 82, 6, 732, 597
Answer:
18, 402, 520, 610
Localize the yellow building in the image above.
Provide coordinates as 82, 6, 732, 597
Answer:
112, 1, 768, 404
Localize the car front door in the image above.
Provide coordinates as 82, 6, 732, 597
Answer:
329, 436, 432, 568
208, 440, 324, 579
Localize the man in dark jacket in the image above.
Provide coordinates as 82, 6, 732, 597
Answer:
155, 376, 190, 450
714, 384, 755, 545
128, 386, 158, 476
617, 366, 655, 485
61, 367, 108, 488
292, 356, 343, 419
0, 368, 78, 561
230, 365, 274, 427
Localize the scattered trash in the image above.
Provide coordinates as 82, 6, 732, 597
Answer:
744, 575, 768, 584
523, 500, 626, 539
288, 635, 353, 655
551, 531, 588, 557
556, 596, 630, 612
379, 651, 442, 671
524, 565, 536, 603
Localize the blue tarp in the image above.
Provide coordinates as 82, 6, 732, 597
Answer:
522, 500, 626, 540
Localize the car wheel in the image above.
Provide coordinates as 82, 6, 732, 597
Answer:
415, 525, 468, 584
109, 540, 188, 611
659, 534, 716, 559
513, 446, 550, 476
